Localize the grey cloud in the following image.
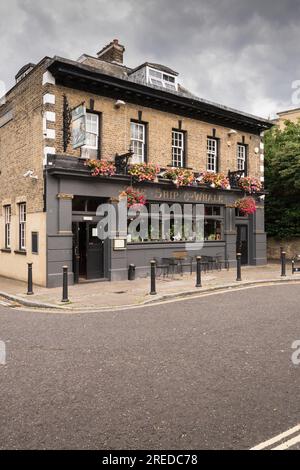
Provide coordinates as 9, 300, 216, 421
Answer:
1, 0, 300, 117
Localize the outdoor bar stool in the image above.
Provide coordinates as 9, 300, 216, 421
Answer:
153, 258, 170, 278
199, 257, 209, 273
215, 253, 230, 271
172, 251, 194, 276
179, 256, 194, 275
201, 255, 214, 271
161, 257, 179, 278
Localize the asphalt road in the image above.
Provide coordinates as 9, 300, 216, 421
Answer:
0, 284, 300, 450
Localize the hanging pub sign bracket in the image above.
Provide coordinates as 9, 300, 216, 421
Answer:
115, 148, 134, 174
63, 95, 72, 152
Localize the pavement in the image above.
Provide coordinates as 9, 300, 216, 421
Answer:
0, 283, 300, 450
0, 262, 299, 311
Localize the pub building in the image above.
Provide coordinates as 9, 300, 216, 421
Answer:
0, 39, 272, 287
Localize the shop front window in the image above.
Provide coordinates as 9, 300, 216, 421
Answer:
126, 203, 224, 243
204, 219, 222, 241
204, 205, 223, 241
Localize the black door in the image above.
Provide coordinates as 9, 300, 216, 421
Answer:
72, 222, 104, 282
236, 225, 248, 265
86, 222, 104, 280
72, 222, 80, 284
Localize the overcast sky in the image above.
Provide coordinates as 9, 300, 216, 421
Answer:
1, 0, 300, 118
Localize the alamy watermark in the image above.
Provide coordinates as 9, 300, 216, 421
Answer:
0, 80, 6, 106
0, 340, 6, 365
291, 80, 300, 106
291, 340, 300, 365
95, 199, 205, 253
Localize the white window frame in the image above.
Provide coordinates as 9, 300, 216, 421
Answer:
207, 138, 218, 173
147, 67, 177, 91
130, 122, 146, 163
237, 144, 246, 173
81, 113, 99, 159
4, 205, 11, 249
172, 130, 184, 167
19, 203, 26, 251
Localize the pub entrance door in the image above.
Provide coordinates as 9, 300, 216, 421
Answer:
72, 221, 105, 282
236, 224, 248, 265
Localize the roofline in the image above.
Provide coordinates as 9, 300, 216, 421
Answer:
129, 61, 179, 76
48, 57, 272, 133
277, 107, 300, 116
78, 53, 131, 71
1, 56, 51, 102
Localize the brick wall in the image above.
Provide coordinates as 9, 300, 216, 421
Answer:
0, 60, 50, 284
268, 237, 300, 260
54, 85, 263, 178
0, 61, 48, 215
0, 61, 265, 218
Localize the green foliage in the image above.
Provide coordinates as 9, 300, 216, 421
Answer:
264, 119, 300, 238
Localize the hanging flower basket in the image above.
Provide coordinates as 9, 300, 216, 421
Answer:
128, 162, 160, 182
86, 159, 116, 177
238, 176, 262, 194
235, 197, 257, 215
119, 187, 147, 208
200, 171, 230, 189
164, 168, 195, 187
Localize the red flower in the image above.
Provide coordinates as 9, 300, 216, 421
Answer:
87, 159, 116, 176
119, 187, 146, 208
235, 197, 257, 215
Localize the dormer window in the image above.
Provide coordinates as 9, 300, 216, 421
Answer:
148, 68, 177, 91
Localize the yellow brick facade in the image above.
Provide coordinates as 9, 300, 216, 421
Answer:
54, 86, 263, 178
0, 61, 49, 284
0, 56, 265, 285
274, 108, 300, 130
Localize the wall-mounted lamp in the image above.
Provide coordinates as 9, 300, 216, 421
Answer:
115, 100, 126, 109
23, 170, 38, 181
228, 129, 238, 136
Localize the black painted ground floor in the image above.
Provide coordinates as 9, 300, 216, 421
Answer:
45, 156, 266, 287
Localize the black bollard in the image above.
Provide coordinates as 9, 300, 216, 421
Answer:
27, 263, 34, 296
281, 251, 286, 277
128, 264, 136, 281
150, 260, 157, 295
196, 256, 202, 287
236, 253, 242, 281
280, 246, 284, 256
62, 266, 69, 303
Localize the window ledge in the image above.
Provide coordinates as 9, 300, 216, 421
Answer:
1, 248, 11, 253
14, 250, 27, 256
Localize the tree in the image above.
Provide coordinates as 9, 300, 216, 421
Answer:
264, 120, 300, 239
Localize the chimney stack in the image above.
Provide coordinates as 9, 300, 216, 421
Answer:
97, 39, 125, 64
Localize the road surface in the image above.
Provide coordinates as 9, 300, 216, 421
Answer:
0, 284, 300, 450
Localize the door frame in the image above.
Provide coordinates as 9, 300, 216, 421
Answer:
72, 216, 107, 283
